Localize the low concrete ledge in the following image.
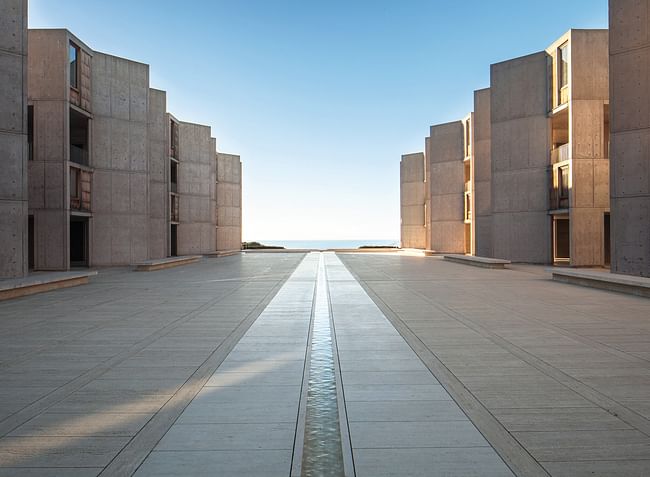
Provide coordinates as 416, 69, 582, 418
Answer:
205, 250, 242, 258
134, 256, 201, 272
0, 270, 98, 301
551, 268, 650, 298
444, 254, 511, 269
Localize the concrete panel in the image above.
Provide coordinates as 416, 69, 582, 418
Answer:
570, 30, 609, 101
571, 208, 605, 267
490, 51, 551, 263
400, 152, 426, 249
0, 0, 27, 278
474, 88, 492, 258
427, 122, 465, 254
610, 3, 650, 276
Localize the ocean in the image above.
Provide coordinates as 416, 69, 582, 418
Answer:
254, 239, 399, 250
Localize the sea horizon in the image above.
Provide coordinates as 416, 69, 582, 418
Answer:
249, 239, 400, 250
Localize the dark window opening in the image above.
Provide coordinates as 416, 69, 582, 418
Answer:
170, 224, 178, 257
69, 42, 79, 90
170, 120, 179, 159
559, 43, 569, 89
604, 213, 611, 266
28, 215, 34, 269
28, 105, 34, 161
171, 161, 178, 193
70, 217, 88, 267
558, 166, 569, 200
555, 218, 570, 261
69, 108, 89, 166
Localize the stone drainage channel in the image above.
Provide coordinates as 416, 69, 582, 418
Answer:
293, 252, 352, 477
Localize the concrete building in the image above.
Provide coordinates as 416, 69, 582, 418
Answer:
546, 30, 610, 267
25, 28, 241, 270
0, 0, 28, 278
401, 30, 610, 267
490, 51, 552, 264
426, 121, 467, 254
399, 152, 426, 249
216, 152, 243, 253
609, 1, 650, 277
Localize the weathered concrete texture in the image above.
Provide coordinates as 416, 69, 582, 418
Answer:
91, 52, 151, 266
427, 122, 465, 253
0, 0, 28, 279
27, 30, 87, 271
400, 152, 426, 249
610, 1, 650, 277
177, 122, 216, 255
491, 52, 551, 263
148, 89, 168, 260
474, 88, 493, 258
557, 30, 610, 267
340, 253, 650, 477
215, 152, 242, 252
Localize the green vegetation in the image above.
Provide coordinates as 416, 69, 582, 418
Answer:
242, 241, 285, 250
358, 245, 399, 249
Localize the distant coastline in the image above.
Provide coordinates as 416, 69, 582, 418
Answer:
251, 239, 399, 250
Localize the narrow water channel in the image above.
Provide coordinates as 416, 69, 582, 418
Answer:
301, 255, 345, 477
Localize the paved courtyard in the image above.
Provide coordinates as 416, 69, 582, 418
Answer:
0, 252, 648, 476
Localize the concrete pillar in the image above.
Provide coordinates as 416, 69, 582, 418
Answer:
473, 88, 492, 258
400, 152, 426, 249
427, 121, 465, 254
609, 0, 650, 277
0, 0, 28, 278
216, 152, 242, 252
148, 88, 169, 260
490, 52, 552, 263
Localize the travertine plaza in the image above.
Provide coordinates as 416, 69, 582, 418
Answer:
1, 1, 650, 476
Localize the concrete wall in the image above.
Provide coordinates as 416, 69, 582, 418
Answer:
216, 152, 242, 252
490, 52, 551, 263
473, 88, 493, 258
0, 0, 28, 278
148, 88, 168, 259
427, 121, 465, 253
568, 30, 610, 267
27, 30, 74, 271
91, 52, 150, 266
609, 1, 650, 277
177, 122, 216, 255
400, 152, 426, 249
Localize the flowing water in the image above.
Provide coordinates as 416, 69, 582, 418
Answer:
301, 256, 345, 477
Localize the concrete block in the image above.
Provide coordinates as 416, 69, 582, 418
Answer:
0, 52, 24, 132
0, 132, 26, 200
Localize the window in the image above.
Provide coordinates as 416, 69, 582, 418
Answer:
70, 167, 80, 209
170, 161, 178, 193
69, 42, 79, 89
558, 42, 569, 89
558, 165, 569, 200
28, 105, 33, 161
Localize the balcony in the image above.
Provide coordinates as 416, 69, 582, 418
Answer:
551, 143, 570, 165
69, 164, 92, 212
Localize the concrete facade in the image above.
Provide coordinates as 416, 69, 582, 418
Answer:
176, 122, 217, 256
490, 51, 552, 264
426, 121, 466, 253
91, 52, 151, 266
547, 30, 610, 267
22, 28, 239, 269
28, 29, 93, 271
0, 0, 28, 278
216, 152, 242, 252
609, 1, 650, 277
473, 88, 493, 258
399, 152, 426, 249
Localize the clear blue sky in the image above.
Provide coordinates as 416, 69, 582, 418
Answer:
29, 0, 608, 241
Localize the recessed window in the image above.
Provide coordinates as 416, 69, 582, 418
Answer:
28, 105, 34, 161
558, 165, 569, 200
69, 42, 80, 89
558, 42, 569, 89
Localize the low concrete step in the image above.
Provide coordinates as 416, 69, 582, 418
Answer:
0, 270, 97, 301
134, 256, 201, 272
551, 268, 650, 298
444, 254, 511, 269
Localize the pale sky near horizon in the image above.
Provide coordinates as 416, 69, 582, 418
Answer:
28, 0, 608, 241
